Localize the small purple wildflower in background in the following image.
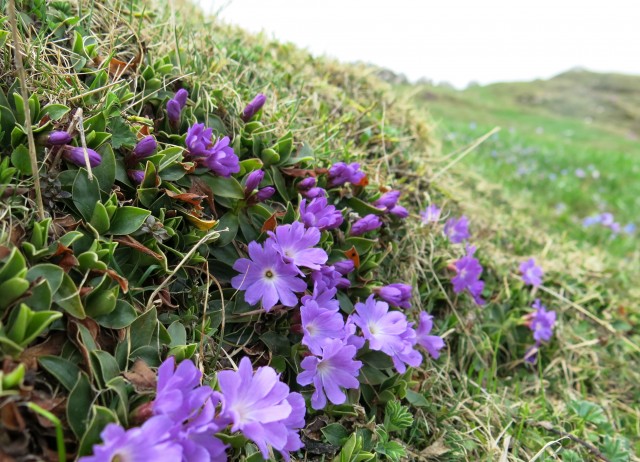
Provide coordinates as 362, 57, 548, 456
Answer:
452, 245, 485, 305
600, 213, 615, 227
232, 241, 306, 311
374, 283, 412, 309
202, 136, 240, 177
299, 196, 344, 231
519, 258, 543, 287
350, 214, 382, 236
415, 312, 445, 359
47, 130, 73, 145
623, 223, 636, 235
444, 215, 470, 243
185, 123, 214, 157
62, 146, 102, 167
527, 299, 556, 342
352, 295, 422, 373
267, 222, 328, 272
300, 299, 345, 354
327, 162, 365, 187
575, 168, 586, 178
80, 416, 182, 462
241, 93, 267, 122
244, 169, 264, 195
420, 204, 441, 224
133, 135, 157, 159
297, 338, 362, 410
127, 170, 145, 184
582, 215, 602, 227
256, 186, 275, 202
217, 357, 305, 460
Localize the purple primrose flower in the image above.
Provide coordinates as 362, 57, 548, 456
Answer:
420, 204, 441, 224
267, 222, 328, 272
299, 196, 344, 231
327, 162, 365, 187
133, 135, 157, 159
241, 93, 267, 122
202, 136, 240, 177
415, 312, 445, 359
62, 146, 102, 167
444, 215, 470, 243
350, 214, 382, 236
452, 245, 485, 305
374, 283, 412, 309
520, 258, 543, 287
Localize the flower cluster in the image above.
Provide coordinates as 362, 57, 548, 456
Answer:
185, 123, 240, 177
523, 299, 557, 363
84, 356, 306, 462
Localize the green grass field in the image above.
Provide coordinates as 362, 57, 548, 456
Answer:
400, 71, 640, 262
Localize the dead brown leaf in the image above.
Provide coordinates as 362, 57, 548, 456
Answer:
113, 235, 165, 261
123, 360, 157, 392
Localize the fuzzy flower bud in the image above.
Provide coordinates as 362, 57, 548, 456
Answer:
241, 93, 267, 122
47, 130, 73, 146
244, 170, 265, 192
132, 136, 157, 159
62, 146, 102, 167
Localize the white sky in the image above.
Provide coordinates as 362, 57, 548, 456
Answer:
195, 0, 640, 88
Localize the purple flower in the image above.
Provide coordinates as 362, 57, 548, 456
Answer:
47, 131, 73, 145
217, 357, 305, 460
299, 196, 344, 231
600, 213, 615, 226
297, 177, 316, 190
241, 93, 267, 122
528, 299, 556, 342
415, 312, 445, 359
374, 190, 401, 210
202, 136, 240, 177
304, 187, 326, 199
297, 338, 362, 409
444, 216, 470, 243
582, 215, 602, 227
452, 245, 485, 305
350, 214, 382, 236
185, 123, 214, 158
232, 241, 306, 311
62, 146, 102, 167
420, 205, 441, 224
128, 170, 145, 184
374, 283, 412, 309
133, 136, 158, 159
351, 295, 422, 373
301, 282, 340, 312
244, 170, 265, 193
300, 299, 345, 354
311, 265, 349, 290
327, 162, 365, 187
520, 258, 543, 287
267, 222, 328, 272
80, 416, 183, 462
256, 186, 275, 202
279, 393, 305, 461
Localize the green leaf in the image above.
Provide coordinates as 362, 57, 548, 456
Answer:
0, 247, 26, 282
40, 104, 70, 120
90, 350, 120, 386
73, 169, 101, 221
53, 273, 86, 318
346, 197, 385, 217
200, 175, 245, 199
130, 308, 157, 351
0, 277, 29, 310
89, 202, 111, 234
77, 406, 118, 456
322, 423, 350, 446
39, 356, 82, 392
270, 166, 289, 200
168, 321, 187, 347
109, 116, 136, 149
10, 144, 31, 174
108, 207, 151, 234
215, 212, 239, 246
384, 401, 413, 432
93, 300, 137, 329
67, 372, 93, 439
405, 389, 429, 407
92, 145, 117, 193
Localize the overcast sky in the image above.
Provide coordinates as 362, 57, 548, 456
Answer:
195, 0, 640, 88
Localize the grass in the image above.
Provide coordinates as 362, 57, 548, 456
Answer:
0, 1, 638, 460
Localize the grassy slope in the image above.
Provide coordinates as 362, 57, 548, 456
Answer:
150, 10, 640, 459
401, 71, 640, 262
2, 0, 638, 460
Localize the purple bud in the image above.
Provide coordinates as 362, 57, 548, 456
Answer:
298, 177, 317, 190
62, 146, 102, 167
167, 99, 182, 124
174, 88, 188, 109
390, 205, 409, 218
244, 170, 265, 192
303, 187, 326, 199
241, 93, 267, 122
132, 136, 157, 159
127, 170, 145, 184
47, 131, 73, 146
256, 186, 275, 202
333, 259, 355, 275
374, 190, 401, 210
374, 283, 412, 309
350, 214, 382, 236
